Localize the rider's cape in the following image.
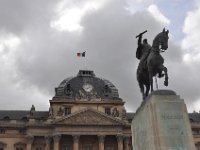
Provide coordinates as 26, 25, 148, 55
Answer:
136, 45, 143, 60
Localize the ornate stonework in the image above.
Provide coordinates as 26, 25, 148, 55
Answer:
53, 134, 61, 142
26, 135, 34, 144
98, 135, 105, 142
45, 136, 52, 144
55, 109, 125, 125
0, 70, 199, 150
72, 135, 80, 142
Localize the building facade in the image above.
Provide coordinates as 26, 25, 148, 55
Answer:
0, 70, 199, 150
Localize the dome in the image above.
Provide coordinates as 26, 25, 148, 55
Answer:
55, 70, 120, 100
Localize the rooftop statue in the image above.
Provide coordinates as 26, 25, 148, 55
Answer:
136, 28, 169, 100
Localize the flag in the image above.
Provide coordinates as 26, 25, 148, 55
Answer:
77, 51, 86, 57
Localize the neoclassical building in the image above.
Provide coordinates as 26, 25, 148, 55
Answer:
0, 70, 199, 150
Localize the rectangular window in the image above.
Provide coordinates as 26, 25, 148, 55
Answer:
64, 107, 71, 116
19, 128, 26, 134
192, 129, 199, 135
105, 147, 113, 150
84, 145, 92, 150
0, 128, 5, 134
196, 145, 200, 150
62, 146, 71, 150
105, 108, 111, 115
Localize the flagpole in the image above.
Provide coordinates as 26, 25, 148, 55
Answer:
77, 51, 87, 70
84, 51, 87, 70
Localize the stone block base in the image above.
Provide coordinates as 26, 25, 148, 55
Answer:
131, 90, 195, 150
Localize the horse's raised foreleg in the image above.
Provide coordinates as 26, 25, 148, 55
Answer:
158, 65, 168, 86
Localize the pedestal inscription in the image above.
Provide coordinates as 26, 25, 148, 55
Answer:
131, 90, 195, 150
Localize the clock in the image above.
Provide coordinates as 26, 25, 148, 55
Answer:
82, 83, 93, 92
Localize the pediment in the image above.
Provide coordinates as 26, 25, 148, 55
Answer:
54, 109, 125, 125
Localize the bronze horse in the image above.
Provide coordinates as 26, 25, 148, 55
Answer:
137, 28, 169, 99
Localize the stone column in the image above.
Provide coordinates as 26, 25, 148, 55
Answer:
53, 134, 61, 150
26, 135, 34, 150
124, 136, 130, 150
73, 135, 80, 150
98, 135, 105, 150
45, 136, 52, 150
117, 135, 123, 150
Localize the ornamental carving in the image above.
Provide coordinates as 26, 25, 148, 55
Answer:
64, 84, 73, 97
45, 136, 52, 144
30, 105, 35, 116
116, 135, 124, 142
26, 135, 34, 144
98, 135, 105, 142
55, 109, 124, 125
53, 134, 61, 142
112, 107, 119, 117
49, 106, 53, 117
57, 106, 64, 116
75, 89, 100, 101
124, 136, 131, 144
73, 135, 80, 142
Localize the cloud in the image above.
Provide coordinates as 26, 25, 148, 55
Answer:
50, 0, 107, 32
0, 0, 199, 113
182, 0, 200, 53
171, 0, 200, 111
147, 4, 170, 25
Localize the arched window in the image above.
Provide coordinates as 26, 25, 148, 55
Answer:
65, 84, 73, 96
103, 85, 110, 97
14, 142, 26, 150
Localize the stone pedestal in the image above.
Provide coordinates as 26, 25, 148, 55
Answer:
132, 90, 195, 150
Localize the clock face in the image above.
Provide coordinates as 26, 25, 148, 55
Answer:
83, 83, 93, 92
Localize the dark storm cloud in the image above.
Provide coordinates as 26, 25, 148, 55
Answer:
0, 0, 199, 111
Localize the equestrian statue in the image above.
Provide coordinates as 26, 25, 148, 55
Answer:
136, 28, 169, 100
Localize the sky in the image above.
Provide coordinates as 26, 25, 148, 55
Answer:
0, 0, 200, 112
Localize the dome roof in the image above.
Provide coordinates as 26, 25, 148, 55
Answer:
55, 70, 120, 100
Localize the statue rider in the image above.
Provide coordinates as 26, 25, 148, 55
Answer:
136, 32, 151, 75
136, 31, 164, 78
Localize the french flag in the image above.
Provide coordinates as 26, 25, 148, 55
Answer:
77, 51, 86, 57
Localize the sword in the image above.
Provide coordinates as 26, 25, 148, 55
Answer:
136, 30, 147, 38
